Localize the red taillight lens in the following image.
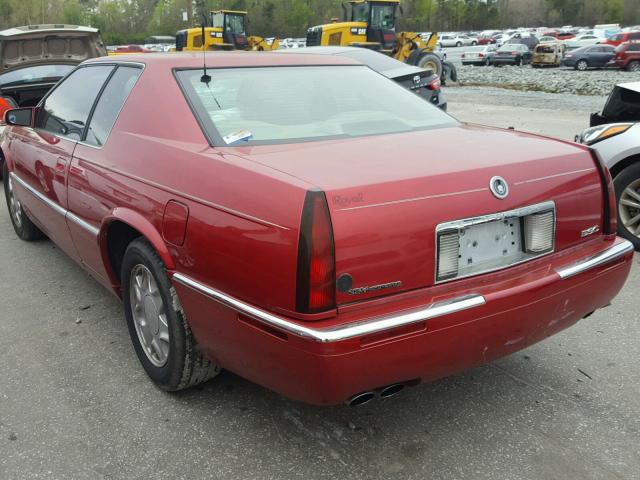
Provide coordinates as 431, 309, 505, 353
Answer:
461, 53, 465, 58
426, 77, 441, 90
590, 149, 617, 235
383, 33, 395, 42
479, 52, 484, 57
0, 98, 13, 122
296, 190, 336, 313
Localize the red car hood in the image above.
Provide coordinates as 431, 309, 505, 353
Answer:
228, 124, 603, 304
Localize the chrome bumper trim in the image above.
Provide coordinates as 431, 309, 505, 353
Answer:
172, 273, 485, 343
10, 172, 99, 236
556, 239, 634, 279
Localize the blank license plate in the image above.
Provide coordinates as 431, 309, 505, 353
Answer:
458, 217, 522, 271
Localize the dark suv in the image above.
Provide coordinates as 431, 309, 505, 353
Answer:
606, 42, 640, 71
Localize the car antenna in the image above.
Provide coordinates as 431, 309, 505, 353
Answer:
200, 18, 211, 85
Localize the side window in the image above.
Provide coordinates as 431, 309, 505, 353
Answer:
36, 65, 113, 140
84, 66, 142, 147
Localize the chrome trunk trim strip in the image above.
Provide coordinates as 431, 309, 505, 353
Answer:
172, 272, 486, 343
556, 240, 634, 279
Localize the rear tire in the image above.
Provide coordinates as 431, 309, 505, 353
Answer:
576, 59, 588, 71
122, 238, 221, 390
2, 162, 45, 241
628, 61, 640, 72
614, 164, 640, 250
456, 41, 462, 47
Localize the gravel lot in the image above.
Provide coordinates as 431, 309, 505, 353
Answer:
1, 89, 639, 480
444, 46, 639, 96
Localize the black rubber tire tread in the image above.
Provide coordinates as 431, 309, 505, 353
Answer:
121, 238, 220, 391
2, 160, 46, 241
614, 163, 640, 251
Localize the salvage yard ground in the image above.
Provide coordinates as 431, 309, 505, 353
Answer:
0, 87, 639, 480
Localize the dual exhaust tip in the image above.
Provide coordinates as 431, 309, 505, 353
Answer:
347, 383, 405, 407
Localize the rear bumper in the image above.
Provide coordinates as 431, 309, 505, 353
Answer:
173, 237, 633, 405
605, 60, 625, 68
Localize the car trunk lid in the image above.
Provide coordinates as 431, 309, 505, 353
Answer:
231, 124, 604, 305
0, 25, 107, 72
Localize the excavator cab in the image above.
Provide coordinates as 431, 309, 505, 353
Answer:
348, 0, 398, 51
211, 10, 248, 49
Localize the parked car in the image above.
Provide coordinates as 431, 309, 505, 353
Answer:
577, 82, 640, 249
538, 35, 558, 43
438, 34, 467, 47
492, 33, 511, 46
606, 42, 640, 71
561, 44, 616, 70
544, 31, 576, 40
461, 45, 497, 66
109, 44, 153, 54
531, 42, 565, 67
507, 33, 539, 50
278, 46, 447, 110
493, 43, 532, 66
1, 53, 633, 406
0, 24, 106, 175
477, 34, 495, 45
605, 31, 640, 47
459, 34, 478, 46
565, 34, 602, 49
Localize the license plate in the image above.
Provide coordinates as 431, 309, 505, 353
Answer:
458, 218, 522, 271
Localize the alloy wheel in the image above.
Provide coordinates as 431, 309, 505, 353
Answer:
619, 178, 640, 239
577, 60, 588, 71
7, 175, 23, 228
629, 61, 640, 72
129, 264, 170, 367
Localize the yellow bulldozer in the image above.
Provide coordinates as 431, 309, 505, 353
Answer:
175, 10, 279, 52
305, 0, 456, 82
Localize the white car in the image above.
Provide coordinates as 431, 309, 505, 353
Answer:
566, 34, 602, 49
492, 33, 511, 46
438, 34, 467, 47
577, 82, 640, 249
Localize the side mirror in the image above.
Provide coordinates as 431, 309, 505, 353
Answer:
4, 107, 34, 127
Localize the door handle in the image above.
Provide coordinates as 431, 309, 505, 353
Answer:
55, 157, 67, 173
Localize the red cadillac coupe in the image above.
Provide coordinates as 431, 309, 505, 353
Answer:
1, 53, 634, 406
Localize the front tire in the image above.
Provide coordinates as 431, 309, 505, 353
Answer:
416, 53, 443, 78
576, 59, 588, 71
122, 238, 221, 390
614, 164, 640, 250
456, 41, 462, 47
2, 162, 45, 241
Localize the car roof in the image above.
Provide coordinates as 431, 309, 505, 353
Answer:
84, 52, 361, 68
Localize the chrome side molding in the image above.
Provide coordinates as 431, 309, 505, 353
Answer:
556, 240, 634, 279
172, 272, 485, 343
10, 172, 99, 236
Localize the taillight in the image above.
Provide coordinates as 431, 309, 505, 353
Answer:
0, 97, 13, 122
296, 190, 336, 313
383, 33, 395, 42
426, 77, 441, 90
590, 149, 617, 235
479, 52, 484, 57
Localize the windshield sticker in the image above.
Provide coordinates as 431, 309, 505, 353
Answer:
223, 129, 253, 145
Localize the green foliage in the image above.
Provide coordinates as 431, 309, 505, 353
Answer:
0, 0, 638, 43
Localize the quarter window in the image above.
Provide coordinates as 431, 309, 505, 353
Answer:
84, 66, 142, 147
36, 65, 113, 140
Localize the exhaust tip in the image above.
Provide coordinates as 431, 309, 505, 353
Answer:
379, 383, 404, 399
347, 391, 376, 407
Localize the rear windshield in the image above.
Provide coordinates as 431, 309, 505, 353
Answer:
176, 66, 456, 146
0, 64, 74, 87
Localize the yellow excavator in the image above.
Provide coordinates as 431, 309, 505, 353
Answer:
175, 10, 279, 52
306, 0, 456, 82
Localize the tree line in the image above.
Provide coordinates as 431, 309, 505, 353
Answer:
1, 0, 639, 45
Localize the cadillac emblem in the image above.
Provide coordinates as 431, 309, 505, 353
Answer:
490, 176, 509, 199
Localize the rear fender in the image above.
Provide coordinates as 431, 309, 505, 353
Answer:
99, 207, 175, 281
